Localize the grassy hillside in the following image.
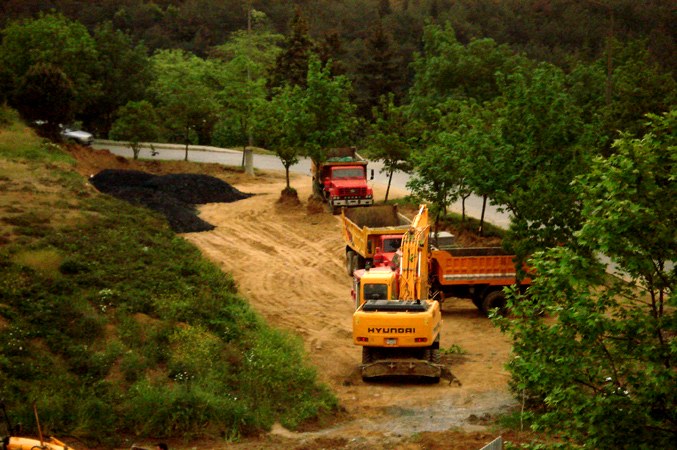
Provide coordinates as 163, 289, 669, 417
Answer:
0, 107, 337, 447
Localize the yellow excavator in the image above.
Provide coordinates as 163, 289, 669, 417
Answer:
352, 204, 445, 381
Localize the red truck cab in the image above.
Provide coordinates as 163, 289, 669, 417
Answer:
311, 147, 374, 214
322, 165, 373, 212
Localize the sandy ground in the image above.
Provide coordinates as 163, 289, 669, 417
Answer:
182, 171, 517, 448
69, 147, 519, 449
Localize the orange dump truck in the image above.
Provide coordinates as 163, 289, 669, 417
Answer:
430, 246, 531, 315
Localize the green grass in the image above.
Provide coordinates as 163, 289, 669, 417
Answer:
0, 110, 338, 447
0, 108, 74, 165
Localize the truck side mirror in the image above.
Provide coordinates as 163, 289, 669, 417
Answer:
370, 169, 374, 180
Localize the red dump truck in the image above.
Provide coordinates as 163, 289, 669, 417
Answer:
311, 147, 374, 214
342, 205, 531, 315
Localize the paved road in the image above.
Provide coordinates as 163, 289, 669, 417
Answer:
93, 140, 511, 228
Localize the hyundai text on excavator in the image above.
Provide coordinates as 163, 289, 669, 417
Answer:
352, 205, 445, 381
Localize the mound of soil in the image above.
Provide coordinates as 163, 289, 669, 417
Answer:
89, 169, 252, 233
113, 187, 215, 233
277, 187, 301, 207
145, 173, 252, 204
306, 194, 325, 215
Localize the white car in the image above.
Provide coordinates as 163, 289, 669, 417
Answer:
61, 128, 93, 146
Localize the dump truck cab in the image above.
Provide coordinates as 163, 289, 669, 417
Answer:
311, 147, 374, 213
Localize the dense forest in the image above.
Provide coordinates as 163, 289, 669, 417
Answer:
0, 1, 674, 448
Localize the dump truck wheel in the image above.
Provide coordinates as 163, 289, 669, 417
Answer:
362, 347, 373, 364
346, 250, 356, 276
352, 254, 360, 273
482, 290, 508, 316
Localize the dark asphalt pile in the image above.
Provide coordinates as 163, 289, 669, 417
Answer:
89, 169, 253, 233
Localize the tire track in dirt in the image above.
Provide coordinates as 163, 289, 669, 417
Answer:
184, 182, 357, 384
183, 171, 518, 443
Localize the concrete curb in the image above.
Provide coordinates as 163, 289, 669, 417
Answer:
93, 139, 240, 154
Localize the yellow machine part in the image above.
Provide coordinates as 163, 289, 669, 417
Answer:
398, 205, 429, 301
353, 300, 441, 347
4, 436, 74, 450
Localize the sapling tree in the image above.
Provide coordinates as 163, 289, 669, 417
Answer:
109, 100, 162, 160
496, 111, 676, 448
363, 94, 414, 202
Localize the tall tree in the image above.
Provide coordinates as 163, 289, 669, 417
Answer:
258, 84, 306, 190
13, 62, 75, 140
300, 55, 358, 165
209, 17, 282, 152
267, 7, 314, 90
435, 100, 500, 231
0, 13, 99, 120
355, 20, 402, 118
406, 141, 461, 233
497, 110, 676, 448
408, 22, 526, 121
494, 64, 593, 260
86, 22, 151, 135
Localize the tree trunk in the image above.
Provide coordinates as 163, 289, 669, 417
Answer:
184, 126, 189, 161
479, 194, 487, 235
385, 167, 394, 202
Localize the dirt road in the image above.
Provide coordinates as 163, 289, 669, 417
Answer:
183, 170, 517, 448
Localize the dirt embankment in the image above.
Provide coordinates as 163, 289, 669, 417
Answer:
70, 147, 520, 449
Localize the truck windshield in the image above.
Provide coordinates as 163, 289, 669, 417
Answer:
332, 168, 364, 179
364, 283, 388, 300
382, 238, 402, 253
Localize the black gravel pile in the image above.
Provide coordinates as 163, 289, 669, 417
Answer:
89, 169, 253, 233
144, 173, 252, 204
90, 169, 156, 193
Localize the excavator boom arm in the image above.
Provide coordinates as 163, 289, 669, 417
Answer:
398, 205, 429, 300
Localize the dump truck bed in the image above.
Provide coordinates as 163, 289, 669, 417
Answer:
431, 247, 530, 286
342, 205, 410, 259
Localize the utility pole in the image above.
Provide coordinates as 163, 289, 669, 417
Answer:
243, 0, 255, 176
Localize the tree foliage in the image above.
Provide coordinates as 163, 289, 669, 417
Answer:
12, 63, 75, 140
267, 8, 314, 90
109, 100, 162, 160
0, 13, 99, 117
497, 111, 676, 448
363, 94, 414, 202
149, 49, 221, 160
210, 22, 282, 150
299, 56, 357, 164
87, 22, 151, 135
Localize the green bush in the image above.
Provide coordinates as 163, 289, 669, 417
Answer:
0, 170, 338, 445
